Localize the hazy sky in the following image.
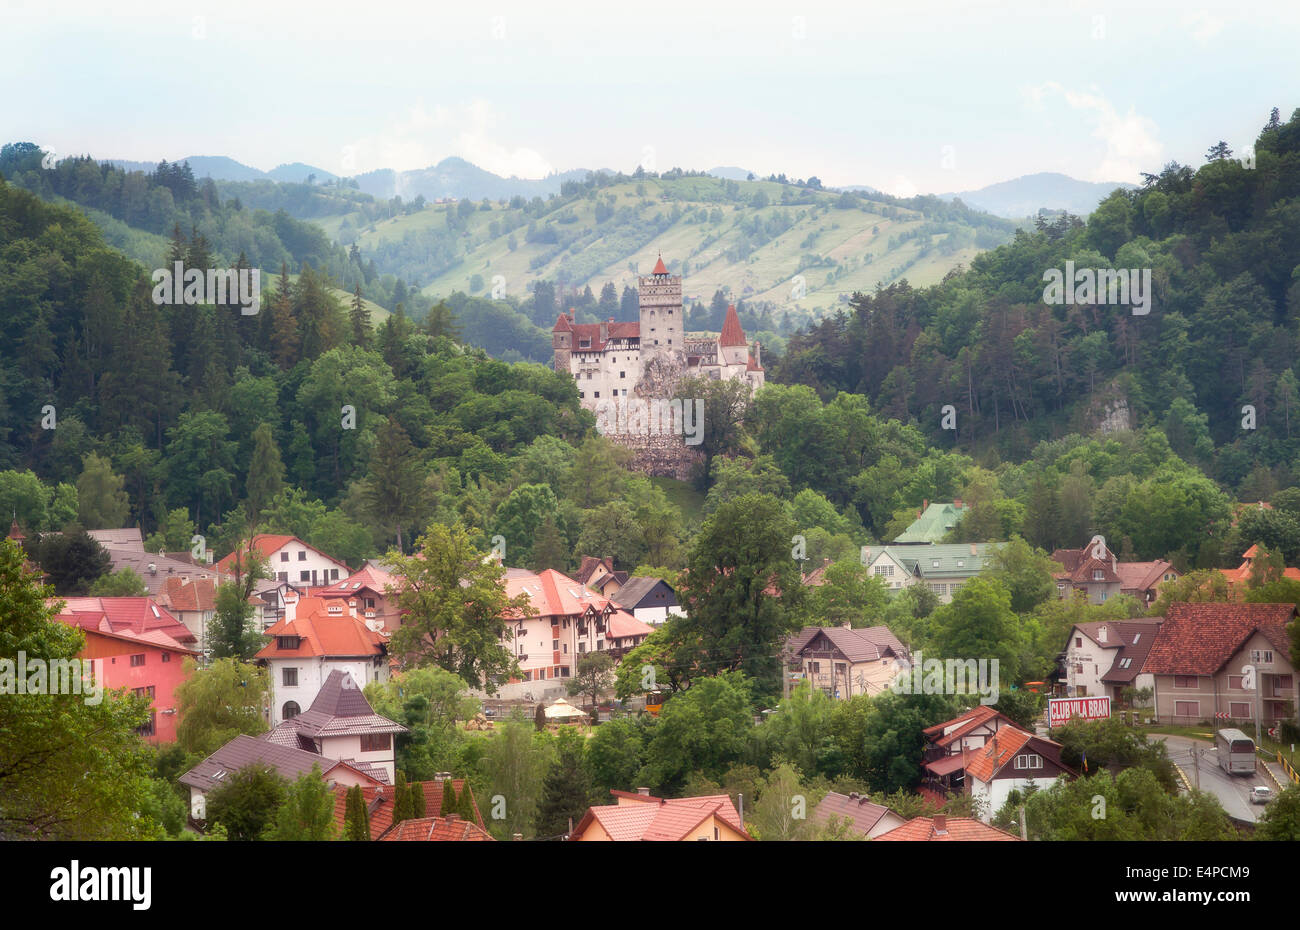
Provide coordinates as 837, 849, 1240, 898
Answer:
6, 0, 1298, 194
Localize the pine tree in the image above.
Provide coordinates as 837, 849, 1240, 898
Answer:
343, 785, 370, 840
244, 422, 285, 526
532, 515, 568, 572
535, 740, 593, 837
349, 284, 371, 348
456, 782, 477, 824
270, 262, 299, 370
440, 782, 458, 816
411, 782, 426, 819
362, 417, 426, 551
392, 771, 413, 825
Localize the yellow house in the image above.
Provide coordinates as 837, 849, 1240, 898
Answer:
568, 789, 752, 841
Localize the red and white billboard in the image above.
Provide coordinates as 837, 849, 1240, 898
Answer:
1048, 695, 1111, 728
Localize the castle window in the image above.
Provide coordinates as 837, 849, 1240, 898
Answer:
594, 392, 600, 398
620, 371, 625, 378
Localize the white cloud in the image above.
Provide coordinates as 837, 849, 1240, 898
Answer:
1022, 84, 1162, 183
340, 99, 554, 178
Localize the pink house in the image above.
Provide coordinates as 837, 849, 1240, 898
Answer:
51, 597, 198, 743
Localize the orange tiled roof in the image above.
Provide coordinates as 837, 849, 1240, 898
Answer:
573, 791, 752, 841
875, 816, 1021, 841
332, 779, 484, 840
719, 305, 746, 346
255, 598, 388, 659
962, 727, 1034, 782
380, 816, 494, 841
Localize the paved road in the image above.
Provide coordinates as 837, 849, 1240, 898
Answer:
1152, 735, 1268, 823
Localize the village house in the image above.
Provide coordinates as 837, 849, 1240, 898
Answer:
1050, 541, 1178, 606
51, 597, 199, 743
256, 593, 393, 726
217, 533, 351, 588
318, 561, 403, 633
919, 705, 1072, 820
495, 567, 653, 700
180, 734, 385, 823
86, 526, 228, 596
860, 542, 1001, 603
781, 624, 911, 700
1057, 619, 1161, 702
261, 669, 407, 784
1142, 602, 1297, 726
379, 816, 494, 841
569, 789, 753, 841
608, 575, 684, 627
811, 792, 908, 839
154, 575, 218, 655
331, 776, 487, 839
574, 555, 627, 597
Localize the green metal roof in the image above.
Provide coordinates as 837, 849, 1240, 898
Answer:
893, 502, 970, 543
871, 543, 1002, 579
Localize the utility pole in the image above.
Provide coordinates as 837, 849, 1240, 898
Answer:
1018, 803, 1028, 840
1190, 747, 1199, 791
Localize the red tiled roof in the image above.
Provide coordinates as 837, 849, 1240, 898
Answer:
380, 816, 494, 841
652, 255, 668, 275
320, 563, 400, 598
216, 534, 347, 575
332, 779, 485, 839
54, 596, 196, 644
719, 305, 746, 346
573, 792, 753, 841
746, 353, 763, 372
875, 816, 1021, 841
1143, 602, 1294, 675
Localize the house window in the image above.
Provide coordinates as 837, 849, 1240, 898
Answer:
1118, 658, 1132, 669
136, 712, 156, 738
594, 392, 600, 398
360, 733, 391, 753
132, 685, 156, 699
161, 653, 170, 663
283, 668, 298, 687
560, 666, 570, 677
1251, 650, 1274, 665
278, 571, 288, 582
277, 636, 300, 650
1074, 664, 1083, 675
552, 639, 559, 651
1174, 676, 1197, 689
283, 701, 301, 720
1174, 700, 1199, 717
1229, 675, 1244, 690
130, 654, 146, 667
298, 551, 307, 561
1075, 638, 1082, 648
1092, 570, 1104, 581
1275, 675, 1294, 694
932, 560, 940, 568
281, 552, 289, 562
1229, 702, 1252, 718
300, 571, 310, 582
1014, 754, 1043, 770
873, 565, 893, 577
330, 568, 339, 580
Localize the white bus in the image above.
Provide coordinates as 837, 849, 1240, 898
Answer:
1215, 728, 1256, 775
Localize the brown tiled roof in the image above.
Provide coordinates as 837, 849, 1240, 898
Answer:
178, 734, 382, 793
157, 575, 217, 613
875, 816, 1021, 841
963, 727, 1034, 782
1051, 547, 1121, 584
380, 816, 494, 841
270, 669, 407, 741
1143, 602, 1295, 675
812, 792, 898, 835
785, 625, 909, 664
1114, 561, 1174, 594
572, 792, 753, 841
1069, 620, 1162, 684
923, 705, 1018, 749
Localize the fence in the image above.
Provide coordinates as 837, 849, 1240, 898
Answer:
1277, 751, 1300, 785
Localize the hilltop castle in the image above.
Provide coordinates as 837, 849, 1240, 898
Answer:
551, 254, 765, 406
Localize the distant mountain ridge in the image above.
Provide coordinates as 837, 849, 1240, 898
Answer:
935, 171, 1137, 218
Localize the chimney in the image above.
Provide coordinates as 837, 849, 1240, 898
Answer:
848, 792, 859, 800
512, 833, 523, 842
445, 813, 459, 823
1098, 625, 1107, 643
284, 590, 298, 622
600, 320, 609, 343
933, 814, 948, 835
636, 787, 651, 796
970, 544, 977, 555
953, 498, 963, 509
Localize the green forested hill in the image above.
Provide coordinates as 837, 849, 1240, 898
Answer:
777, 107, 1300, 499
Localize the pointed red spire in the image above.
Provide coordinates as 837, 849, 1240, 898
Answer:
652, 253, 668, 275
719, 304, 746, 346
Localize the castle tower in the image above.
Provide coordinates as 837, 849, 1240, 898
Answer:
551, 311, 573, 373
718, 304, 748, 367
637, 254, 682, 362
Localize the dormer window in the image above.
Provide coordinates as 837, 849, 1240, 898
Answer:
277, 635, 301, 650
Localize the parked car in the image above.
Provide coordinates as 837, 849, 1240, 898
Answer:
482, 705, 497, 717
1249, 785, 1272, 805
